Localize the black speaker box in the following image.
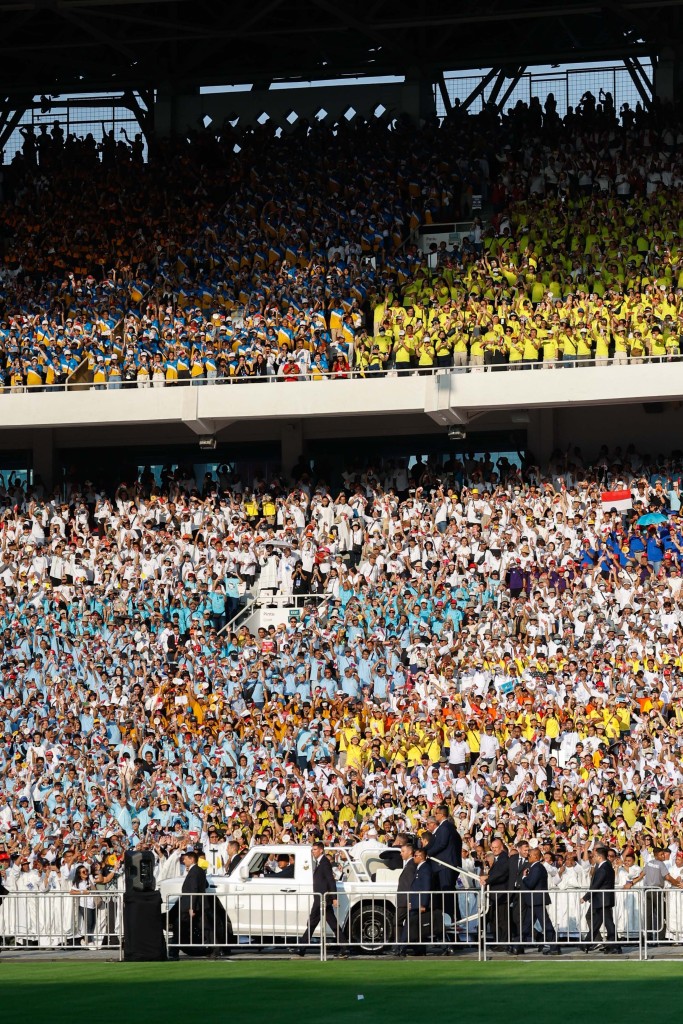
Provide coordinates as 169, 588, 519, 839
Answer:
124, 850, 156, 893
123, 890, 167, 961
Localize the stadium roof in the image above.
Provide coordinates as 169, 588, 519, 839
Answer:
0, 0, 682, 96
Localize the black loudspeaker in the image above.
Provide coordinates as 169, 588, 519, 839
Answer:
123, 890, 166, 961
124, 850, 156, 893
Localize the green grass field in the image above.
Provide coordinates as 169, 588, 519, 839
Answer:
3, 960, 683, 1024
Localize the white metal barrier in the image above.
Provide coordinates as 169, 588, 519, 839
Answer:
4, 885, 683, 960
479, 886, 683, 959
162, 890, 320, 959
321, 888, 484, 961
5, 351, 683, 395
0, 891, 123, 954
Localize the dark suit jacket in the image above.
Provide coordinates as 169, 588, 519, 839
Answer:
226, 853, 244, 876
522, 861, 551, 906
312, 854, 337, 897
408, 861, 433, 912
508, 853, 529, 891
487, 851, 510, 892
424, 819, 462, 871
585, 859, 616, 908
180, 863, 207, 914
276, 864, 295, 879
396, 857, 418, 917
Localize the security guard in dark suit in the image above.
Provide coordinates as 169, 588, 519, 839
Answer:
398, 847, 434, 956
423, 804, 462, 919
522, 848, 560, 954
168, 847, 207, 960
298, 841, 349, 956
582, 845, 620, 954
507, 838, 531, 954
484, 837, 510, 946
168, 846, 235, 960
393, 840, 417, 952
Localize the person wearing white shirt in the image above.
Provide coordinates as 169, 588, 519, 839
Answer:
448, 731, 469, 773
479, 722, 500, 764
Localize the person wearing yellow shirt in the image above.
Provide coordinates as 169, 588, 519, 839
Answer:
469, 325, 486, 367
522, 327, 540, 365
648, 326, 667, 361
451, 328, 469, 368
486, 329, 509, 368
338, 799, 357, 828
416, 335, 435, 373
24, 357, 44, 390
548, 788, 571, 826
108, 354, 123, 389
422, 733, 442, 763
542, 328, 559, 365
373, 326, 393, 360
612, 324, 629, 364
402, 305, 422, 331
556, 321, 575, 364
262, 496, 276, 523
621, 793, 639, 828
545, 713, 561, 743
629, 330, 646, 364
335, 723, 359, 767
176, 348, 190, 383
243, 495, 260, 523
406, 736, 425, 767
345, 735, 366, 773
466, 724, 481, 761
575, 327, 593, 361
92, 356, 108, 389
392, 332, 413, 372
191, 350, 205, 384
136, 354, 151, 387
594, 321, 611, 365
434, 329, 452, 367
354, 345, 371, 378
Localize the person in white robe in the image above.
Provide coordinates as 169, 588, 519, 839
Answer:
555, 850, 589, 938
665, 850, 683, 941
615, 851, 642, 940
8, 858, 46, 944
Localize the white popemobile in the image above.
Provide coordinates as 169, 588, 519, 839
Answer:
158, 843, 481, 953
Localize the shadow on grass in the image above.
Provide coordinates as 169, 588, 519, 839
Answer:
3, 960, 683, 1024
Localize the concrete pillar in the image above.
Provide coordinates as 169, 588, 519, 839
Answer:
280, 421, 304, 478
154, 85, 202, 137
401, 70, 437, 124
32, 429, 55, 492
654, 48, 678, 104
527, 409, 555, 466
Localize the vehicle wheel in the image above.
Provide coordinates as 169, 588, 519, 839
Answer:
350, 903, 395, 953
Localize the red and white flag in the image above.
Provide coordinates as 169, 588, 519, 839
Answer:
601, 489, 632, 513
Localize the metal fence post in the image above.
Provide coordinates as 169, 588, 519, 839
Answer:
642, 888, 648, 960
320, 893, 327, 962
119, 892, 124, 961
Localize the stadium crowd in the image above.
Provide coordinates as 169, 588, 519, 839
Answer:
2, 88, 683, 950
2, 94, 683, 386
0, 444, 683, 947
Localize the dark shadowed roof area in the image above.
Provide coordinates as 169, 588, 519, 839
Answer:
0, 0, 682, 95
